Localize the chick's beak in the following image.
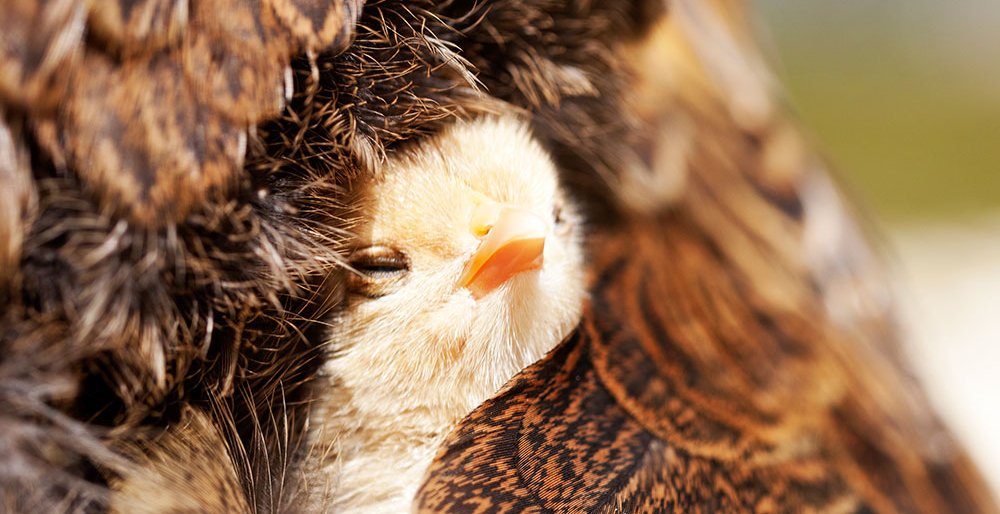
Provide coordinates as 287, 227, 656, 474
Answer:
458, 204, 546, 298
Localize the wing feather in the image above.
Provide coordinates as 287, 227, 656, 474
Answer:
419, 3, 998, 512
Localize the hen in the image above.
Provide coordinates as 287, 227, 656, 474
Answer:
0, 0, 996, 513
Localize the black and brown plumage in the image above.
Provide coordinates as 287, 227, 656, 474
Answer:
1, 0, 363, 510
0, 0, 996, 513
415, 7, 997, 512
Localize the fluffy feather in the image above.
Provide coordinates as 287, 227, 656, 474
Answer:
301, 116, 586, 512
111, 407, 251, 514
3, 0, 996, 512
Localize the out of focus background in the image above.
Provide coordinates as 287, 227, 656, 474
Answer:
755, 0, 1000, 495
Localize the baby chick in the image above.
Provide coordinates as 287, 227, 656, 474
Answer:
303, 116, 586, 513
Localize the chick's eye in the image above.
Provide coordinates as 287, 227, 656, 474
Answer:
349, 246, 410, 277
553, 203, 565, 225
346, 246, 409, 299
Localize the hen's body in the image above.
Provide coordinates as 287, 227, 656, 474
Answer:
0, 0, 996, 513
419, 8, 999, 511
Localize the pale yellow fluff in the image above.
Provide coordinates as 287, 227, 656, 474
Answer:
303, 116, 587, 513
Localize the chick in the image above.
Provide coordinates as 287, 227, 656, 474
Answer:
303, 116, 586, 513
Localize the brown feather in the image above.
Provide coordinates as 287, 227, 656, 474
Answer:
1, 0, 996, 512
418, 3, 998, 513
111, 407, 251, 514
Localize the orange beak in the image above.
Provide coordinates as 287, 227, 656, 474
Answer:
458, 203, 547, 298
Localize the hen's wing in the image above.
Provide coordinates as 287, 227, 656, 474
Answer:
417, 2, 998, 513
417, 168, 997, 514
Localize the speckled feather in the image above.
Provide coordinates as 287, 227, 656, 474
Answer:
418, 167, 997, 514
416, 5, 999, 510
2, 0, 998, 513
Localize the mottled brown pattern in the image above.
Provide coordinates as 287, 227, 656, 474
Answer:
418, 307, 857, 514
1, 0, 361, 223
596, 440, 858, 514
268, 0, 362, 52
418, 209, 997, 513
0, 0, 364, 510
0, 0, 84, 110
416, 332, 652, 513
60, 53, 245, 221
87, 0, 187, 53
416, 3, 999, 512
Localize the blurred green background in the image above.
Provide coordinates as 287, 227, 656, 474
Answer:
754, 1, 1000, 495
756, 0, 1000, 222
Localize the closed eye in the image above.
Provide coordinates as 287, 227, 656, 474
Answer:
351, 247, 409, 275
347, 246, 410, 297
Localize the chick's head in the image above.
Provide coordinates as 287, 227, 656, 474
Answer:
325, 116, 586, 425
